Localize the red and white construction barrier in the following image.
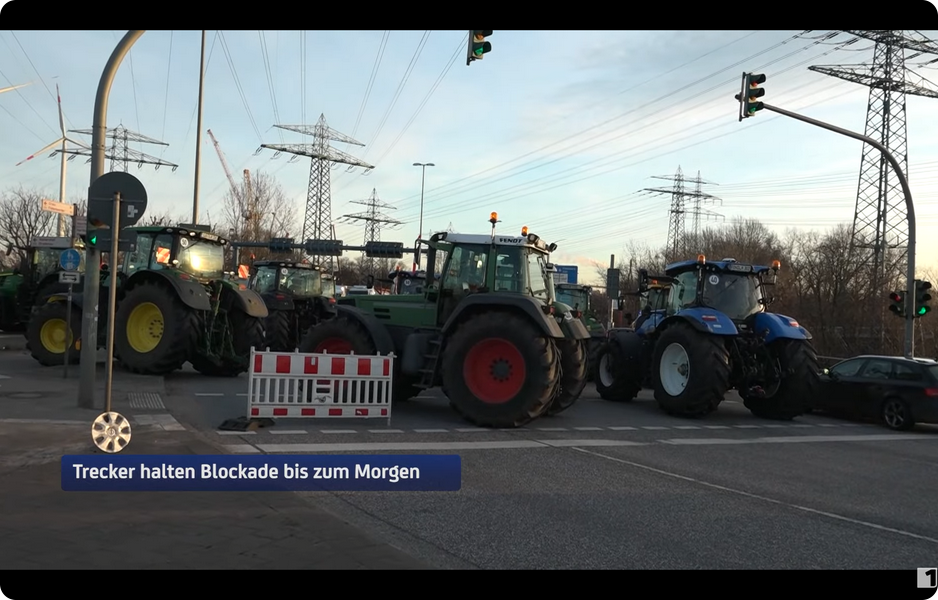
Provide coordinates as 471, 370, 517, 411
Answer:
247, 349, 394, 423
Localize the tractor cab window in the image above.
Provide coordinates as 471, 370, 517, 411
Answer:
124, 234, 154, 274
556, 287, 588, 311
32, 248, 60, 276
494, 248, 522, 292
253, 267, 278, 294
322, 276, 336, 297
526, 250, 554, 302
442, 244, 488, 294
284, 269, 322, 296
702, 272, 762, 321
150, 234, 174, 271
668, 271, 699, 314
176, 237, 224, 279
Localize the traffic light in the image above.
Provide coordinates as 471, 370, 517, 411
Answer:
888, 290, 906, 318
467, 30, 492, 65
915, 279, 932, 317
303, 239, 344, 257
85, 228, 99, 248
736, 72, 766, 121
268, 237, 295, 253
364, 241, 405, 259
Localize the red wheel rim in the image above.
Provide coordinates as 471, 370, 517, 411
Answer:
315, 337, 354, 354
463, 338, 526, 404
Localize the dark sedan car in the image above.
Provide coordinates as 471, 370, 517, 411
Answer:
812, 355, 938, 431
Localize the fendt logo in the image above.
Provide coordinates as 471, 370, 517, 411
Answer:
497, 237, 523, 244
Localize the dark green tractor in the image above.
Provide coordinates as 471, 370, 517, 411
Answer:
26, 225, 267, 376
554, 282, 606, 380
298, 218, 591, 428
246, 260, 338, 352
0, 241, 84, 332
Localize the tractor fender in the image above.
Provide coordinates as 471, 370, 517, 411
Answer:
261, 292, 295, 312
754, 312, 812, 342
553, 303, 591, 340
225, 286, 269, 318
313, 295, 338, 318
125, 270, 212, 312
335, 304, 395, 355
441, 293, 564, 339
607, 328, 645, 362
36, 291, 84, 309
659, 308, 739, 336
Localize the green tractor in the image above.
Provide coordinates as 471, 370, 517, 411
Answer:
26, 225, 268, 376
553, 282, 606, 379
298, 217, 591, 428
0, 240, 85, 332
244, 259, 338, 352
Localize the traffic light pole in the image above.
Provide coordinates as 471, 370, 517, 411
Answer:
78, 30, 145, 409
759, 103, 917, 358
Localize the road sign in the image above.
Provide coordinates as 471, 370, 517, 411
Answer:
87, 171, 148, 229
59, 248, 81, 271
93, 228, 138, 252
73, 215, 87, 235
59, 271, 81, 284
553, 265, 578, 284
32, 236, 72, 248
42, 198, 76, 216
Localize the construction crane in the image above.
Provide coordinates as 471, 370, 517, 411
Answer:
207, 129, 241, 203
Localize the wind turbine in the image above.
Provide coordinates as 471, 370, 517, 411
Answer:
14, 84, 89, 236
0, 82, 31, 95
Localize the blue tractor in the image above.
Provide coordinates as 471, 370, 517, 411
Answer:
596, 254, 819, 420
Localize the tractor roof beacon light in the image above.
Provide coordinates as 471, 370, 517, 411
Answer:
697, 254, 706, 265
521, 226, 528, 235
771, 259, 781, 270
467, 30, 493, 66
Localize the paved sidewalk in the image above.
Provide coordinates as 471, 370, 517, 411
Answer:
0, 420, 429, 570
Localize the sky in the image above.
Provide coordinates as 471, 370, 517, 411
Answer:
2, 29, 938, 285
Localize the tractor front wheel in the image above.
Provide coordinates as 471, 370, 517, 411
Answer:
594, 340, 641, 402
263, 309, 294, 352
26, 301, 81, 366
114, 282, 197, 375
442, 311, 559, 428
651, 323, 730, 418
545, 338, 588, 416
742, 339, 819, 421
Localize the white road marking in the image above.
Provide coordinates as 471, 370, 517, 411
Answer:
536, 427, 568, 431
270, 430, 308, 435
368, 429, 405, 434
660, 433, 937, 446
574, 427, 604, 431
455, 428, 485, 433
413, 428, 449, 433
194, 393, 223, 397
217, 430, 256, 435
761, 424, 787, 428
704, 425, 730, 429
642, 426, 668, 430
674, 425, 701, 430
790, 424, 815, 428
608, 426, 637, 431
572, 446, 938, 546
321, 429, 357, 434
255, 439, 647, 453
224, 444, 260, 453
0, 374, 10, 379
733, 425, 762, 429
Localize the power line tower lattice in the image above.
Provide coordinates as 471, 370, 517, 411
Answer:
643, 166, 723, 261
260, 114, 375, 272
338, 188, 402, 280
808, 30, 938, 350
60, 124, 179, 172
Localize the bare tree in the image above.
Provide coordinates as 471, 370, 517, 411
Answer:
0, 186, 57, 265
220, 170, 299, 258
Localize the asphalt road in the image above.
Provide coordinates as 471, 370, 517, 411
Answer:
5, 351, 938, 570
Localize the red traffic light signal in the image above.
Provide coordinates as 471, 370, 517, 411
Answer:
889, 291, 903, 303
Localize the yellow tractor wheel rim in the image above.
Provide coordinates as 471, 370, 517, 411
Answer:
126, 302, 164, 353
40, 318, 72, 354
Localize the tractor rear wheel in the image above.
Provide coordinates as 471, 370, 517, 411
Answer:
26, 301, 81, 366
114, 281, 198, 375
263, 309, 294, 352
651, 323, 730, 417
742, 339, 819, 421
546, 338, 588, 416
594, 340, 641, 402
442, 311, 559, 428
585, 336, 603, 382
190, 308, 265, 377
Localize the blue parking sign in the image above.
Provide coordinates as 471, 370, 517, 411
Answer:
59, 248, 81, 272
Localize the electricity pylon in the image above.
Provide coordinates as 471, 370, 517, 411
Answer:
338, 188, 402, 279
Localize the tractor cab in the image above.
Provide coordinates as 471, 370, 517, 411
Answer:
555, 283, 592, 314
387, 268, 433, 295
120, 225, 229, 283
663, 255, 778, 325
248, 260, 328, 299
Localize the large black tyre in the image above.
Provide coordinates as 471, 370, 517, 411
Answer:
594, 340, 641, 402
441, 311, 559, 428
190, 309, 266, 377
263, 309, 294, 352
25, 301, 81, 366
298, 317, 416, 403
742, 339, 819, 421
546, 338, 588, 416
114, 281, 198, 375
584, 336, 603, 382
651, 323, 730, 418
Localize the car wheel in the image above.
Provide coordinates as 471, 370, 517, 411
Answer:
881, 397, 915, 431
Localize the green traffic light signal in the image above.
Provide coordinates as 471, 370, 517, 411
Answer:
89, 233, 97, 245
918, 306, 930, 316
